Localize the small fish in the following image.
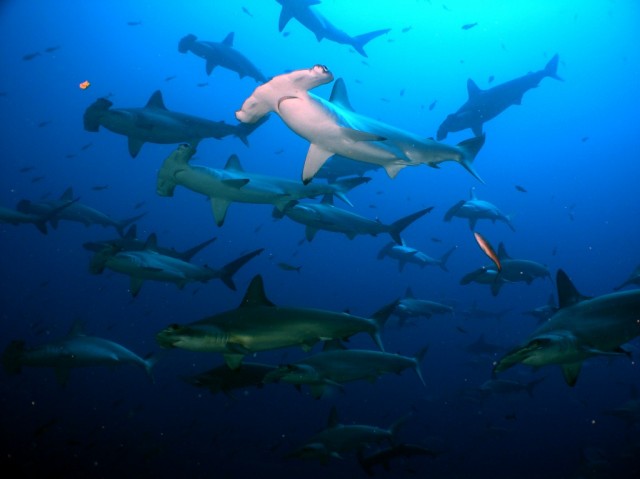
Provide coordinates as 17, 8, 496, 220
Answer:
431, 237, 442, 243
44, 46, 60, 53
65, 153, 76, 159
456, 326, 468, 334
37, 120, 52, 128
196, 82, 208, 87
581, 136, 589, 142
473, 231, 501, 271
400, 89, 405, 97
33, 418, 58, 438
488, 75, 495, 83
127, 21, 142, 26
164, 75, 177, 82
273, 148, 284, 155
241, 6, 253, 17
31, 175, 45, 183
91, 185, 109, 191
254, 224, 263, 233
19, 166, 35, 173
277, 262, 302, 273
80, 142, 93, 151
429, 100, 437, 111
362, 61, 370, 67
515, 185, 527, 193
461, 22, 478, 30
79, 80, 91, 90
401, 26, 412, 33
23, 52, 41, 61
355, 79, 363, 84
380, 97, 390, 102
297, 238, 305, 246
133, 201, 146, 210
282, 31, 290, 37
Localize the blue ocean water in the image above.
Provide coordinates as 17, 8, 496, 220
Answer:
1, 0, 639, 477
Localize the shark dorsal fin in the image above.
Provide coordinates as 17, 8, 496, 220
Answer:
497, 243, 510, 260
321, 194, 334, 205
67, 320, 86, 337
467, 79, 481, 99
469, 187, 477, 200
327, 406, 339, 428
222, 32, 234, 46
224, 154, 244, 171
146, 91, 167, 110
556, 269, 591, 309
240, 275, 275, 308
60, 187, 74, 201
329, 78, 354, 112
405, 287, 415, 298
144, 233, 159, 251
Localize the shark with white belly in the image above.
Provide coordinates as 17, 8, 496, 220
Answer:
494, 269, 640, 386
444, 188, 514, 231
236, 65, 485, 183
156, 144, 369, 226
378, 241, 456, 272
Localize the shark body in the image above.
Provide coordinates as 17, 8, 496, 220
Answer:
444, 188, 514, 231
378, 242, 456, 272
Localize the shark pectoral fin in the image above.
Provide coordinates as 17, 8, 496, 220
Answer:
471, 123, 483, 137
340, 128, 385, 142
128, 137, 145, 158
278, 5, 294, 31
129, 277, 144, 297
561, 361, 582, 387
302, 144, 334, 184
211, 198, 231, 227
223, 353, 245, 370
55, 367, 71, 386
383, 162, 407, 179
206, 60, 218, 75
490, 280, 502, 296
221, 179, 250, 189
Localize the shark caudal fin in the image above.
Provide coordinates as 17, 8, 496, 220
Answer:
456, 134, 486, 182
544, 54, 563, 81
438, 246, 457, 272
218, 248, 264, 290
388, 207, 433, 245
142, 353, 162, 382
83, 97, 113, 132
115, 212, 146, 237
369, 299, 399, 351
330, 176, 371, 206
234, 114, 269, 146
351, 28, 391, 57
2, 340, 25, 375
413, 346, 429, 386
178, 34, 197, 53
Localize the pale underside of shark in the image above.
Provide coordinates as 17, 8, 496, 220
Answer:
155, 274, 397, 369
395, 288, 453, 322
444, 188, 515, 231
156, 143, 368, 226
236, 65, 485, 183
494, 269, 640, 386
378, 242, 456, 272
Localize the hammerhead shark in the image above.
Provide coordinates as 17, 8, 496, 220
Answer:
444, 188, 515, 231
494, 269, 640, 386
236, 65, 485, 183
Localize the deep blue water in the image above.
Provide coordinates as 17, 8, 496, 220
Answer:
1, 1, 639, 477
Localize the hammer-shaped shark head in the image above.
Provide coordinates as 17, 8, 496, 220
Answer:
494, 331, 580, 372
157, 144, 196, 197
236, 65, 333, 124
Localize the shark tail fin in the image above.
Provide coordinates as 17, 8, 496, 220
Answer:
456, 134, 486, 183
505, 214, 516, 232
178, 34, 197, 53
414, 346, 429, 386
116, 212, 147, 237
142, 352, 161, 382
234, 114, 269, 146
544, 54, 563, 81
83, 97, 113, 132
218, 248, 264, 290
369, 299, 399, 351
351, 28, 391, 57
331, 177, 371, 206
438, 246, 457, 272
2, 340, 25, 375
179, 237, 217, 262
388, 207, 434, 245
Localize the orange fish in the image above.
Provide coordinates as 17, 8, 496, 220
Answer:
474, 231, 501, 271
79, 80, 91, 90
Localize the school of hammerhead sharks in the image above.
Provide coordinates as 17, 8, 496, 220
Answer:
4, 0, 640, 470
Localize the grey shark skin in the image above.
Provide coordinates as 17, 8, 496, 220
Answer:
287, 406, 407, 463
437, 54, 562, 140
236, 66, 485, 183
90, 246, 263, 297
178, 33, 266, 82
2, 322, 157, 385
274, 195, 432, 244
83, 226, 216, 262
84, 90, 266, 157
264, 346, 428, 398
314, 154, 382, 181
182, 362, 276, 397
156, 274, 397, 369
17, 187, 144, 236
156, 144, 369, 226
395, 288, 453, 324
614, 264, 640, 291
494, 269, 640, 386
444, 188, 514, 231
276, 0, 390, 57
460, 243, 550, 296
378, 242, 456, 272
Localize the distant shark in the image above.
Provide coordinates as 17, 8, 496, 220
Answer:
395, 287, 453, 324
273, 195, 432, 244
156, 274, 397, 369
2, 321, 158, 385
236, 66, 485, 183
17, 187, 144, 236
444, 188, 515, 231
156, 144, 369, 226
494, 269, 640, 386
182, 362, 276, 398
178, 33, 266, 82
1, 197, 77, 234
84, 90, 266, 157
437, 54, 562, 140
275, 0, 390, 57
378, 241, 456, 272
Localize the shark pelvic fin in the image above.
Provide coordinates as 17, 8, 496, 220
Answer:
211, 198, 232, 227
128, 137, 145, 158
561, 361, 582, 387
